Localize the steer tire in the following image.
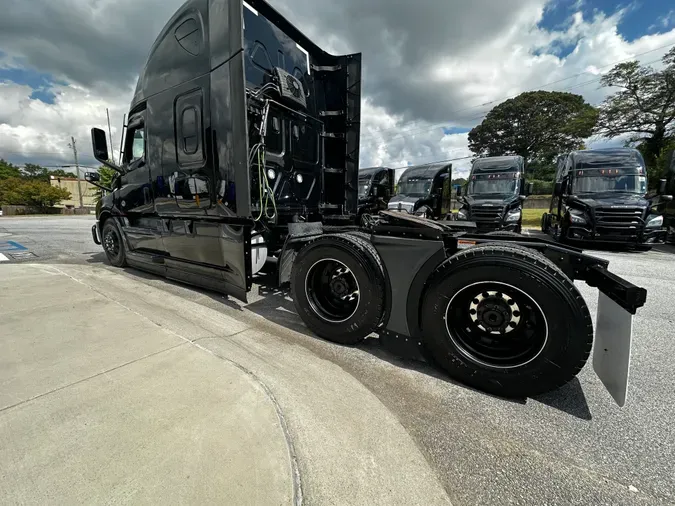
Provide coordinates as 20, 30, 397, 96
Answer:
101, 219, 127, 268
291, 235, 385, 345
420, 244, 593, 398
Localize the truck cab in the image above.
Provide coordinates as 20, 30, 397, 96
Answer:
387, 162, 451, 219
357, 167, 394, 223
455, 156, 530, 233
541, 148, 672, 249
88, 0, 361, 300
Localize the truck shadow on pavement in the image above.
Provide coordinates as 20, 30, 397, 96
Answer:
84, 253, 592, 421
247, 277, 592, 421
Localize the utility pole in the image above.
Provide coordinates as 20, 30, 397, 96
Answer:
106, 108, 115, 160
68, 137, 84, 209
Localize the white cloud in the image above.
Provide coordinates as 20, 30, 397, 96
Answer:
1, 0, 675, 176
650, 10, 675, 32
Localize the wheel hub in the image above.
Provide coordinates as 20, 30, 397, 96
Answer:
305, 259, 360, 323
469, 291, 521, 334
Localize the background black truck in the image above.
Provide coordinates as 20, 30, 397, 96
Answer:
357, 166, 394, 224
541, 148, 672, 250
86, 0, 647, 405
664, 150, 675, 243
455, 156, 532, 233
386, 162, 452, 219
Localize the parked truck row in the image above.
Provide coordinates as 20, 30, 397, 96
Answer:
87, 0, 648, 406
365, 148, 673, 249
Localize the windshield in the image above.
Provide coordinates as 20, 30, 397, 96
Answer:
358, 176, 372, 198
573, 174, 647, 194
468, 174, 518, 196
397, 177, 432, 197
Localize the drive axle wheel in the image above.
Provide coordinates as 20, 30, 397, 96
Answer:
291, 235, 385, 345
101, 219, 127, 267
421, 244, 592, 398
447, 283, 547, 369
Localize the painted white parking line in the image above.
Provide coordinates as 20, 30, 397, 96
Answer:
0, 253, 9, 262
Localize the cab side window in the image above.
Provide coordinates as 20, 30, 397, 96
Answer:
131, 129, 145, 161
125, 124, 146, 168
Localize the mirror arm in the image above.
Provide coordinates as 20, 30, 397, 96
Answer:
101, 159, 126, 175
88, 181, 113, 192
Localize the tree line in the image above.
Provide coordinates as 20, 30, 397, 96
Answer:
0, 159, 73, 210
468, 47, 675, 191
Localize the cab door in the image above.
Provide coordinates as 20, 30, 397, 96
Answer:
115, 112, 163, 253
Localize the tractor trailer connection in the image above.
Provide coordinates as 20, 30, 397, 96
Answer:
87, 0, 647, 405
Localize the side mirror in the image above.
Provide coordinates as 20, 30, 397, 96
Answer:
659, 179, 667, 195
91, 128, 109, 162
526, 182, 534, 197
84, 172, 100, 183
90, 127, 124, 174
456, 187, 462, 197
554, 182, 562, 197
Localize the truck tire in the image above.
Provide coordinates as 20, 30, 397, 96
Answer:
291, 235, 385, 345
101, 219, 127, 267
420, 244, 593, 398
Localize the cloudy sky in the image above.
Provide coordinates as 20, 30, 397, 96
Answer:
1, 0, 675, 178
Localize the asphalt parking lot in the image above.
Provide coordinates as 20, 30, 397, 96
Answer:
1, 215, 674, 505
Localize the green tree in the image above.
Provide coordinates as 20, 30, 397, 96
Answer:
0, 159, 22, 180
21, 163, 50, 180
468, 91, 598, 165
93, 165, 118, 202
596, 48, 675, 168
47, 168, 75, 178
0, 178, 71, 209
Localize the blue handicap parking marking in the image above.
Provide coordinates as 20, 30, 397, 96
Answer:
0, 241, 28, 252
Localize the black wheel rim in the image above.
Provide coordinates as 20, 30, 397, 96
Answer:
305, 258, 360, 323
103, 228, 120, 258
444, 281, 548, 369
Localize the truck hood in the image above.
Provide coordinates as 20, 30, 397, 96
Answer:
387, 195, 422, 211
568, 193, 650, 210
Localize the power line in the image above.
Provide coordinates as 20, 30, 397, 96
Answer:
362, 41, 675, 141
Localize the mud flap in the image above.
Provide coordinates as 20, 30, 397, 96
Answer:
593, 292, 634, 407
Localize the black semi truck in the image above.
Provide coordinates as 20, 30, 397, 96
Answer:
387, 162, 452, 219
541, 148, 671, 250
357, 167, 395, 224
455, 156, 531, 233
86, 0, 647, 404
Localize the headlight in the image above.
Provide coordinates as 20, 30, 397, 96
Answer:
505, 209, 521, 223
568, 209, 586, 225
646, 215, 663, 228
457, 208, 468, 220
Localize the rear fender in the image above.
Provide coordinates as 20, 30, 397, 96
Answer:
370, 234, 446, 340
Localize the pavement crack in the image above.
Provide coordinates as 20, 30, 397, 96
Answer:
0, 342, 187, 414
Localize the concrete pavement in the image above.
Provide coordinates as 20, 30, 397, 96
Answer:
0, 263, 452, 505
